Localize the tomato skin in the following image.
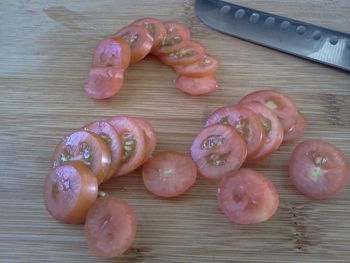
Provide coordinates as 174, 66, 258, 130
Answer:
176, 75, 218, 96
83, 121, 123, 181
241, 101, 284, 161
142, 151, 197, 198
92, 37, 131, 70
85, 196, 137, 258
152, 21, 191, 55
114, 24, 154, 64
132, 17, 167, 48
205, 104, 264, 159
52, 130, 111, 185
132, 117, 157, 163
107, 116, 147, 176
172, 54, 219, 77
218, 169, 279, 224
84, 67, 124, 100
159, 40, 206, 66
240, 90, 298, 132
283, 112, 307, 143
43, 161, 98, 224
190, 124, 247, 180
288, 139, 349, 199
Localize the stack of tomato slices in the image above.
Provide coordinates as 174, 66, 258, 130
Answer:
43, 115, 156, 257
84, 17, 219, 99
191, 89, 306, 224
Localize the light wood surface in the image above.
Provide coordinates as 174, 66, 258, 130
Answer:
1, 1, 350, 262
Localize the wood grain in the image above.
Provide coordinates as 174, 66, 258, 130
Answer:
1, 0, 349, 262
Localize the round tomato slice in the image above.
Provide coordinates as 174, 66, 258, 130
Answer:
241, 101, 284, 161
44, 161, 98, 224
159, 40, 206, 66
107, 116, 147, 176
283, 111, 307, 143
52, 130, 111, 184
288, 139, 349, 199
152, 21, 191, 55
132, 117, 157, 162
92, 37, 131, 70
142, 151, 197, 198
84, 67, 124, 100
176, 75, 218, 96
85, 196, 137, 258
206, 105, 264, 159
172, 54, 219, 77
132, 17, 166, 49
83, 121, 123, 181
114, 24, 153, 64
191, 124, 247, 180
240, 90, 298, 132
218, 169, 279, 224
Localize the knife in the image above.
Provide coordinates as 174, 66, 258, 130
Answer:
195, 0, 350, 72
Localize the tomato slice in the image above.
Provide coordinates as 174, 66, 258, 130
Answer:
84, 67, 124, 100
191, 124, 247, 180
92, 37, 131, 70
107, 116, 147, 176
83, 121, 123, 181
132, 117, 157, 162
52, 130, 111, 184
205, 105, 264, 159
288, 139, 349, 199
85, 196, 137, 258
43, 161, 98, 224
132, 17, 167, 49
241, 101, 284, 161
114, 24, 153, 64
172, 54, 219, 77
159, 40, 206, 66
142, 151, 197, 198
218, 168, 279, 224
176, 75, 218, 96
240, 90, 298, 132
152, 21, 191, 55
283, 112, 307, 143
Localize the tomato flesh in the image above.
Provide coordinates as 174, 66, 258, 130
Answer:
283, 112, 307, 143
85, 196, 137, 258
191, 124, 247, 180
218, 169, 279, 224
92, 37, 131, 70
173, 54, 219, 77
241, 101, 283, 161
83, 121, 123, 181
84, 67, 124, 100
107, 116, 147, 176
205, 105, 264, 159
159, 40, 206, 66
52, 130, 111, 184
132, 117, 157, 163
152, 21, 191, 55
43, 161, 98, 224
288, 139, 349, 199
114, 25, 154, 64
132, 17, 167, 49
240, 90, 298, 132
176, 75, 218, 95
142, 151, 197, 198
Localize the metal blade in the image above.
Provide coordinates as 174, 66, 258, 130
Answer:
195, 0, 350, 72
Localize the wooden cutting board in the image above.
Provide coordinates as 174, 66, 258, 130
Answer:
1, 0, 349, 262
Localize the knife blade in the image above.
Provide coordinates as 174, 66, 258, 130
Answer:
195, 0, 350, 72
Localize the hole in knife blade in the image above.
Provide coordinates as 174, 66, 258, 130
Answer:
264, 17, 275, 27
219, 5, 231, 15
249, 13, 260, 24
234, 9, 245, 19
